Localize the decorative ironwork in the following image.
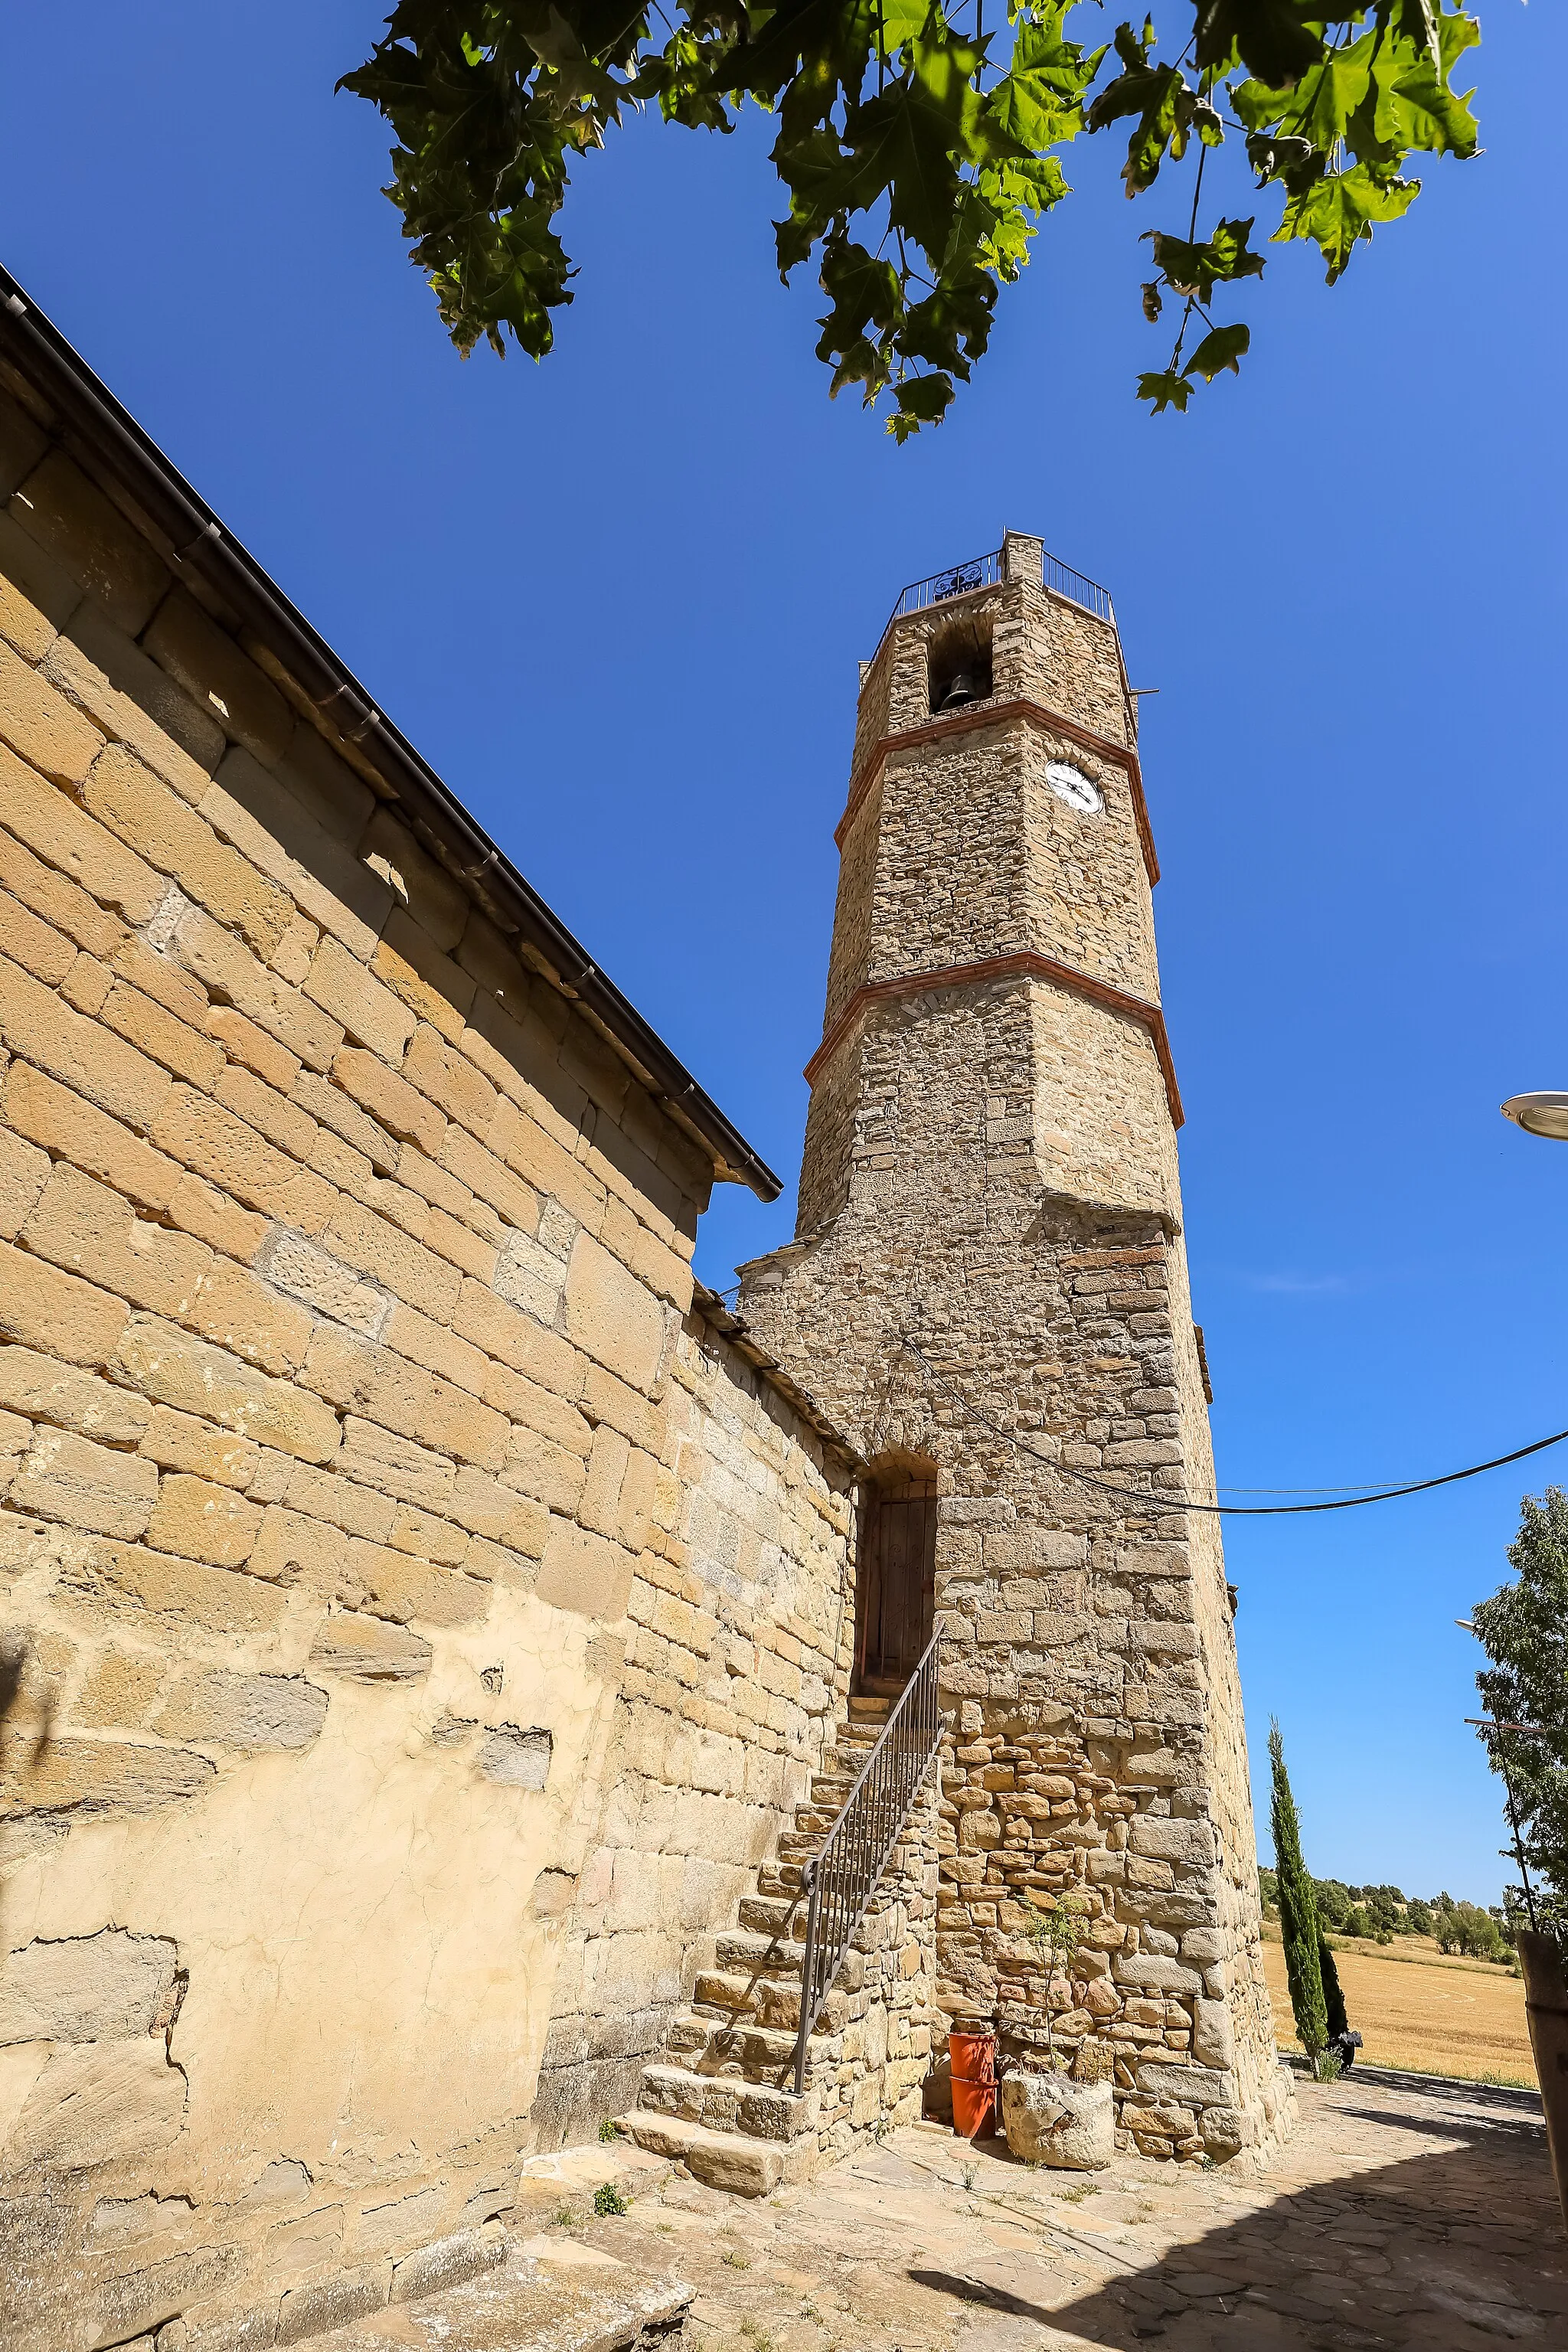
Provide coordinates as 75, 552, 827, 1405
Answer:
890, 550, 1001, 626
791, 1626, 944, 2093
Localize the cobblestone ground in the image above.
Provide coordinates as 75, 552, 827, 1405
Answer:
571, 2068, 1563, 2350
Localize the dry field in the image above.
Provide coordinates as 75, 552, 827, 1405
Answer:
1260, 1927, 1536, 2085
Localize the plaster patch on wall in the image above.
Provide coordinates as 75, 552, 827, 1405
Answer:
153, 1671, 330, 1751
478, 1724, 553, 1789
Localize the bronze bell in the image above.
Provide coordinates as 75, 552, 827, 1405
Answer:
939, 669, 976, 710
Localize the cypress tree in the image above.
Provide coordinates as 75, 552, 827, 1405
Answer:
1268, 1720, 1328, 2057
1318, 1934, 1348, 2042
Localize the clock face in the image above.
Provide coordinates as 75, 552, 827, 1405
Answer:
1045, 760, 1102, 815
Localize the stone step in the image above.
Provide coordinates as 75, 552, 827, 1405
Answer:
737, 1891, 802, 1939
511, 2141, 676, 2224
808, 1774, 854, 1808
848, 1695, 893, 1720
790, 1807, 838, 1837
692, 1969, 804, 2029
714, 1928, 805, 1980
664, 2010, 825, 2082
636, 2061, 817, 2143
309, 2232, 693, 2349
622, 2108, 789, 2198
754, 1858, 805, 1899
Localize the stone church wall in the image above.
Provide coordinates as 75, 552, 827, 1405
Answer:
0, 376, 857, 2351
531, 1308, 858, 2147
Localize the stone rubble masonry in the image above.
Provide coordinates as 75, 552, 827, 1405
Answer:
740, 531, 1289, 2170
0, 373, 859, 2352
626, 1710, 941, 2190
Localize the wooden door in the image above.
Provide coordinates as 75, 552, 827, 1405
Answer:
856, 1479, 937, 1694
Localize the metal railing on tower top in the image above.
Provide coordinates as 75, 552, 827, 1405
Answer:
884, 545, 1115, 639
791, 1625, 945, 2095
1041, 549, 1115, 624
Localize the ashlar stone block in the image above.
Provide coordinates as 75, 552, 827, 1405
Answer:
564, 1230, 668, 1396
5, 2039, 187, 2168
0, 1928, 178, 2045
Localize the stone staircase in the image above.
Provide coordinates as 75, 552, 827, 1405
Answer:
622, 1695, 936, 2197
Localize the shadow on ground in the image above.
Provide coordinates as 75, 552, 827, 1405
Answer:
920, 2099, 1563, 2349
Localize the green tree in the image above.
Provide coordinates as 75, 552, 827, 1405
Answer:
1473, 1487, 1568, 1949
1314, 1877, 1352, 1932
1364, 1886, 1400, 1936
1268, 1720, 1328, 2060
1406, 1899, 1434, 1936
1021, 1896, 1085, 2063
342, 0, 1487, 436
1318, 1934, 1348, 2041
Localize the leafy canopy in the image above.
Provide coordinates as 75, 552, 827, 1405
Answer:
1473, 1485, 1568, 1950
343, 0, 1483, 431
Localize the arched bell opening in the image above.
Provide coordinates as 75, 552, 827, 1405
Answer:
926, 612, 994, 715
854, 1452, 939, 1696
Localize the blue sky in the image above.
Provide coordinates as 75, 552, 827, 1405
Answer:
3, 3, 1562, 1906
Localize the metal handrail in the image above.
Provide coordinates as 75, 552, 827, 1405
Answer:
791, 1628, 944, 2094
882, 545, 1116, 645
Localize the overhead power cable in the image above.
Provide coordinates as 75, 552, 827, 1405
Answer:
900, 1334, 1568, 1518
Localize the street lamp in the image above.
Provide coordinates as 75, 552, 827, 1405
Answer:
1501, 1093, 1568, 1141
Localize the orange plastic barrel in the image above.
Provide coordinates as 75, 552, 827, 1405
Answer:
949, 2023, 997, 2140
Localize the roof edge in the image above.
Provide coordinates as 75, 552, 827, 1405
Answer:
690, 1282, 865, 1475
0, 265, 781, 1204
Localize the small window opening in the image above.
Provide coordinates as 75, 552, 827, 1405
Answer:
854, 1455, 939, 1695
928, 616, 994, 715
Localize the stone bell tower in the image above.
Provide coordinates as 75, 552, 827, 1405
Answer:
740, 531, 1290, 2163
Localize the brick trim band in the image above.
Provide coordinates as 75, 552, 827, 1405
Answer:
803, 949, 1184, 1129
836, 699, 1161, 887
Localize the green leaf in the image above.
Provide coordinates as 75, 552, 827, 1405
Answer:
1137, 368, 1193, 411
1393, 0, 1447, 75
901, 272, 995, 374
1148, 214, 1265, 302
1276, 161, 1420, 281
1087, 21, 1224, 195
725, 0, 877, 110
813, 38, 986, 260
1193, 0, 1325, 86
888, 371, 955, 439
815, 234, 903, 390
1371, 11, 1481, 158
340, 0, 1487, 433
1233, 31, 1377, 152
1182, 319, 1250, 378
986, 5, 1102, 152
